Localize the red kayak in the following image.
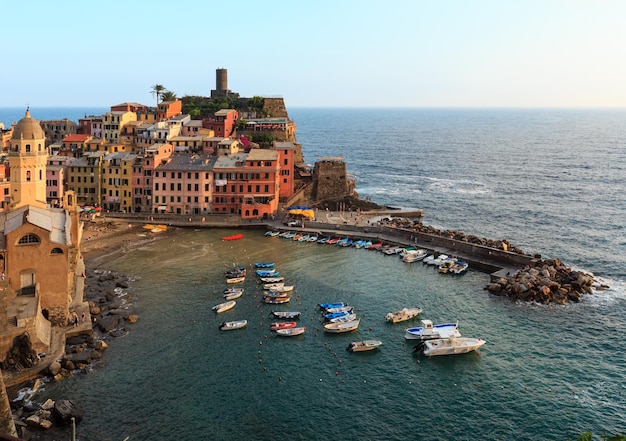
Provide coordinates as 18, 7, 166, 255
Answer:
222, 233, 243, 241
270, 321, 297, 331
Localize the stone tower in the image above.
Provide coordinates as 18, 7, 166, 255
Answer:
8, 109, 48, 210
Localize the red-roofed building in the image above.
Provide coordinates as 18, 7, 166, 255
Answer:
62, 134, 92, 157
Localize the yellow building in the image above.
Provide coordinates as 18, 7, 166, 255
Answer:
66, 151, 105, 206
120, 153, 138, 212
102, 110, 137, 144
0, 110, 83, 362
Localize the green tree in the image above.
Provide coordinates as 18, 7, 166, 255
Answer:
150, 84, 166, 106
161, 90, 178, 102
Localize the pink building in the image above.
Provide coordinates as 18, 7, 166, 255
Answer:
152, 153, 216, 214
132, 143, 173, 212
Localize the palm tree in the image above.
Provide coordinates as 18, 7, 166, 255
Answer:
161, 90, 177, 102
150, 84, 166, 107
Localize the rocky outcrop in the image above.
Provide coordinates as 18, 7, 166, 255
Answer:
485, 258, 607, 304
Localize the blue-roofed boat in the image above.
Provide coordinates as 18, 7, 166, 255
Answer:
256, 269, 279, 277
325, 310, 352, 320
404, 320, 461, 340
254, 262, 275, 269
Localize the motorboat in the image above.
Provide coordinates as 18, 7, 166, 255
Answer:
254, 262, 275, 268
404, 319, 461, 340
347, 340, 382, 352
263, 282, 284, 290
271, 311, 301, 319
402, 249, 428, 262
213, 300, 236, 313
256, 269, 279, 277
418, 336, 486, 357
324, 318, 360, 333
385, 307, 423, 323
267, 285, 294, 293
324, 305, 354, 314
219, 320, 247, 331
224, 287, 243, 295
270, 321, 298, 331
324, 310, 353, 320
449, 261, 469, 274
276, 326, 306, 337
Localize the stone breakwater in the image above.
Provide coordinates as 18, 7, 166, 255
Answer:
485, 258, 607, 305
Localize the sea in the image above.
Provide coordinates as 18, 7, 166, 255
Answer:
2, 107, 626, 441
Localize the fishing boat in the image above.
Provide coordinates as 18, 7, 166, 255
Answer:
417, 336, 486, 357
385, 307, 423, 323
275, 326, 306, 337
219, 320, 247, 331
271, 311, 301, 319
222, 233, 243, 241
225, 265, 246, 277
402, 249, 428, 262
270, 321, 298, 331
256, 269, 279, 277
347, 340, 382, 352
263, 296, 291, 304
323, 318, 360, 333
449, 260, 469, 274
212, 300, 236, 313
254, 262, 275, 268
324, 305, 354, 314
226, 276, 245, 284
404, 320, 461, 340
324, 310, 353, 320
263, 282, 284, 290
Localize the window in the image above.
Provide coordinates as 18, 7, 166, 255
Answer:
50, 247, 63, 255
18, 234, 40, 245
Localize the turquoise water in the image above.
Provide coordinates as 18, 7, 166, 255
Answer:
39, 228, 626, 440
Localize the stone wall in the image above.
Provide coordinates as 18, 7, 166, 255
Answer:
263, 98, 289, 118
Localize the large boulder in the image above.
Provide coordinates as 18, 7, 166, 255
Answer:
52, 400, 83, 425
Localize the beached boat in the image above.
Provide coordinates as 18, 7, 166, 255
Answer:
404, 320, 461, 340
222, 233, 243, 241
260, 276, 284, 283
254, 262, 275, 268
324, 318, 360, 333
276, 326, 306, 337
271, 311, 301, 319
347, 340, 382, 352
226, 276, 245, 284
213, 300, 236, 313
219, 320, 247, 331
418, 336, 486, 357
224, 289, 243, 300
263, 296, 291, 304
270, 321, 298, 331
319, 302, 348, 311
385, 307, 423, 323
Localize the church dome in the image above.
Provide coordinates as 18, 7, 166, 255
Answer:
11, 110, 45, 140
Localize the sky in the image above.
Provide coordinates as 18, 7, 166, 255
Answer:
2, 0, 625, 108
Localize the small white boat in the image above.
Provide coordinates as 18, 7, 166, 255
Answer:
267, 285, 294, 293
260, 276, 284, 283
263, 296, 291, 304
326, 313, 357, 324
402, 249, 428, 262
219, 320, 247, 331
271, 311, 301, 319
263, 290, 289, 298
420, 336, 486, 357
276, 326, 306, 337
224, 290, 243, 300
224, 287, 243, 295
347, 340, 382, 352
449, 261, 469, 274
324, 318, 360, 333
385, 307, 422, 323
404, 319, 461, 340
263, 282, 285, 290
212, 300, 236, 313
226, 276, 245, 284
324, 305, 354, 314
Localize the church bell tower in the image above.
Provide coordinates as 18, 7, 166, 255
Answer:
8, 109, 48, 210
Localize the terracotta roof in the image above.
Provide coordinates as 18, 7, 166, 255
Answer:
63, 134, 90, 142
